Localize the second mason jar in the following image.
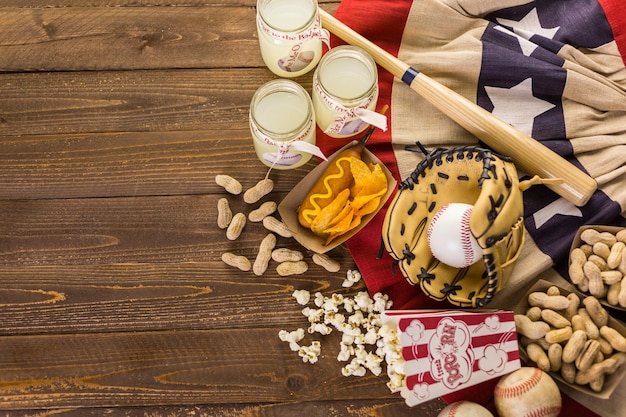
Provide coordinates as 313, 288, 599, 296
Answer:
312, 45, 382, 138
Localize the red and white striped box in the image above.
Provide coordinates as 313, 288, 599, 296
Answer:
382, 310, 520, 407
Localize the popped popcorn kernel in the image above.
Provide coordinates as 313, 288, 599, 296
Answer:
308, 322, 332, 335
354, 291, 373, 310
313, 292, 324, 307
292, 289, 311, 305
342, 269, 362, 287
302, 307, 323, 323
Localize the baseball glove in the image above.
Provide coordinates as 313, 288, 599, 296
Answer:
381, 144, 525, 308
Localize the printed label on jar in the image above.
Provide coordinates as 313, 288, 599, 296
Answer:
263, 152, 303, 167
278, 48, 315, 73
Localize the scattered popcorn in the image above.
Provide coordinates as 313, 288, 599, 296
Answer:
341, 332, 355, 346
379, 323, 406, 393
342, 358, 367, 377
362, 327, 378, 345
342, 297, 355, 313
323, 310, 345, 327
364, 351, 383, 376
372, 292, 392, 313
292, 289, 311, 305
302, 306, 323, 323
337, 343, 354, 361
342, 269, 362, 287
354, 291, 373, 311
313, 292, 324, 308
322, 293, 343, 312
298, 341, 322, 364
348, 310, 364, 326
278, 328, 306, 352
278, 328, 305, 343
279, 271, 401, 393
308, 322, 332, 335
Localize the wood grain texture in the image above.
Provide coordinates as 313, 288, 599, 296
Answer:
0, 2, 338, 71
0, 261, 354, 335
0, 69, 276, 136
0, 6, 259, 71
0, 328, 388, 406
0, 401, 444, 417
0, 0, 446, 415
0, 130, 317, 198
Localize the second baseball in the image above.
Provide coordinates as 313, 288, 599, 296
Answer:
494, 367, 562, 417
428, 203, 482, 268
437, 401, 494, 417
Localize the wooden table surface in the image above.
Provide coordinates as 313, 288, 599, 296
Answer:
0, 1, 446, 415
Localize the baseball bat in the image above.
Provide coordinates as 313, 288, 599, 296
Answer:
319, 9, 597, 207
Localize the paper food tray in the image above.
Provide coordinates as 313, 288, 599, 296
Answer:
278, 141, 396, 254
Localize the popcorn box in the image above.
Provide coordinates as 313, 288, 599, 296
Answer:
278, 140, 396, 254
382, 310, 520, 407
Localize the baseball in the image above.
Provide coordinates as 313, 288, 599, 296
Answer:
427, 203, 482, 268
437, 401, 494, 417
494, 367, 562, 417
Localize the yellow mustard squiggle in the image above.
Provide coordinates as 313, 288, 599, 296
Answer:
302, 157, 353, 224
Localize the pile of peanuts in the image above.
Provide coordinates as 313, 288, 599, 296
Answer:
516, 285, 626, 392
215, 174, 341, 276
569, 228, 626, 307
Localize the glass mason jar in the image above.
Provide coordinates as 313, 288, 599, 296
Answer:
312, 45, 385, 138
256, 0, 329, 78
250, 79, 324, 170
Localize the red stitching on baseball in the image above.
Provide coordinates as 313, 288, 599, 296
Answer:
494, 368, 543, 399
448, 401, 461, 417
460, 206, 474, 267
526, 405, 561, 417
427, 205, 446, 242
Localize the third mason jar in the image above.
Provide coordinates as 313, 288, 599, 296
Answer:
250, 79, 325, 170
312, 45, 386, 138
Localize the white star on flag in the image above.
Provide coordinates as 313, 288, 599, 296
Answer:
494, 25, 539, 56
497, 8, 560, 55
533, 198, 583, 228
484, 78, 555, 135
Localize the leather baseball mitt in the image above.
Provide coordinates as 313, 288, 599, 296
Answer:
381, 144, 525, 308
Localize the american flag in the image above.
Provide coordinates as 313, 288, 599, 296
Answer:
318, 0, 626, 415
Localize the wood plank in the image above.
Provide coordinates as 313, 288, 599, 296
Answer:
0, 1, 339, 10
0, 69, 284, 136
0, 261, 357, 335
0, 3, 339, 72
0, 194, 358, 264
0, 328, 417, 409
0, 6, 260, 71
0, 129, 321, 199
0, 400, 445, 417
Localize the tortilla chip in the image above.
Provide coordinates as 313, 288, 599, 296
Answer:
323, 208, 355, 235
355, 197, 381, 217
310, 189, 350, 235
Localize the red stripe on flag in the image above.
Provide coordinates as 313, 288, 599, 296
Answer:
598, 0, 626, 66
327, 0, 443, 312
